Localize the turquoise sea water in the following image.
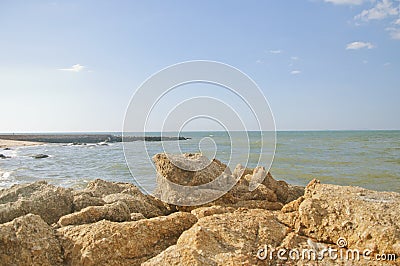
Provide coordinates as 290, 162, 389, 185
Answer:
0, 131, 399, 193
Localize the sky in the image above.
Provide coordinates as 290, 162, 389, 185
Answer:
0, 0, 399, 132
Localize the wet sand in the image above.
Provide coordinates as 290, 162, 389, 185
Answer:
0, 139, 43, 149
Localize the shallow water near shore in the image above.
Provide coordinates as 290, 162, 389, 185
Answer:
0, 130, 399, 193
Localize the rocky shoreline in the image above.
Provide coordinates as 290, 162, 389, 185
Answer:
0, 153, 398, 265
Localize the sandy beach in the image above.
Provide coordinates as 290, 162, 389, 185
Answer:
0, 139, 43, 149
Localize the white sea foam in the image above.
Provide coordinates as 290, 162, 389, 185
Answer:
2, 149, 18, 158
1, 171, 12, 179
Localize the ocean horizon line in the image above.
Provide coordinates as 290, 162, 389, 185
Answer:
1, 129, 400, 135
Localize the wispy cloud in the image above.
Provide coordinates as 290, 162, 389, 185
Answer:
324, 0, 366, 5
256, 59, 264, 64
322, 0, 400, 42
269, 50, 282, 54
346, 41, 375, 50
384, 62, 391, 66
354, 0, 399, 21
386, 27, 400, 39
290, 70, 301, 75
291, 56, 299, 60
58, 64, 86, 72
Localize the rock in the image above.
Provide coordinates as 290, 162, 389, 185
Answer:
0, 181, 73, 224
72, 191, 105, 212
219, 166, 278, 203
3, 147, 11, 150
143, 209, 291, 265
191, 206, 235, 219
57, 212, 197, 265
153, 154, 300, 209
33, 154, 49, 159
58, 201, 131, 226
0, 154, 10, 159
252, 166, 304, 204
278, 179, 400, 256
174, 167, 292, 212
130, 212, 146, 221
153, 153, 234, 205
232, 163, 254, 178
0, 214, 63, 265
229, 164, 304, 204
223, 200, 283, 210
103, 193, 165, 218
84, 179, 144, 199
83, 179, 172, 217
153, 153, 231, 187
83, 179, 139, 197
152, 153, 301, 212
145, 207, 383, 265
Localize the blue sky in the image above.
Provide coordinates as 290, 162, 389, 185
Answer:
0, 0, 399, 132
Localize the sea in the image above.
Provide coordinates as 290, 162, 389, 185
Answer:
0, 131, 399, 193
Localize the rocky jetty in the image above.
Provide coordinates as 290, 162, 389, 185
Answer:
0, 134, 189, 144
0, 153, 398, 265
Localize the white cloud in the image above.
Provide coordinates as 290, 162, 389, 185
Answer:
355, 0, 399, 21
395, 18, 400, 25
269, 50, 282, 54
346, 41, 375, 49
291, 56, 299, 60
362, 59, 368, 64
386, 27, 400, 39
325, 0, 366, 5
256, 59, 263, 64
291, 70, 301, 75
384, 62, 391, 66
58, 64, 86, 72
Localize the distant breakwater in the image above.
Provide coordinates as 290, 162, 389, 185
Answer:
0, 134, 189, 144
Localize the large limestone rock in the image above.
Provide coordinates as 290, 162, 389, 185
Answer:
143, 209, 291, 265
0, 214, 63, 265
83, 179, 172, 217
233, 165, 304, 204
0, 181, 73, 224
143, 207, 387, 265
190, 205, 235, 219
153, 153, 231, 186
279, 179, 400, 256
58, 201, 131, 226
130, 212, 146, 221
72, 191, 105, 211
153, 153, 233, 205
223, 164, 278, 202
83, 178, 141, 197
152, 153, 303, 210
57, 212, 197, 266
103, 193, 165, 218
